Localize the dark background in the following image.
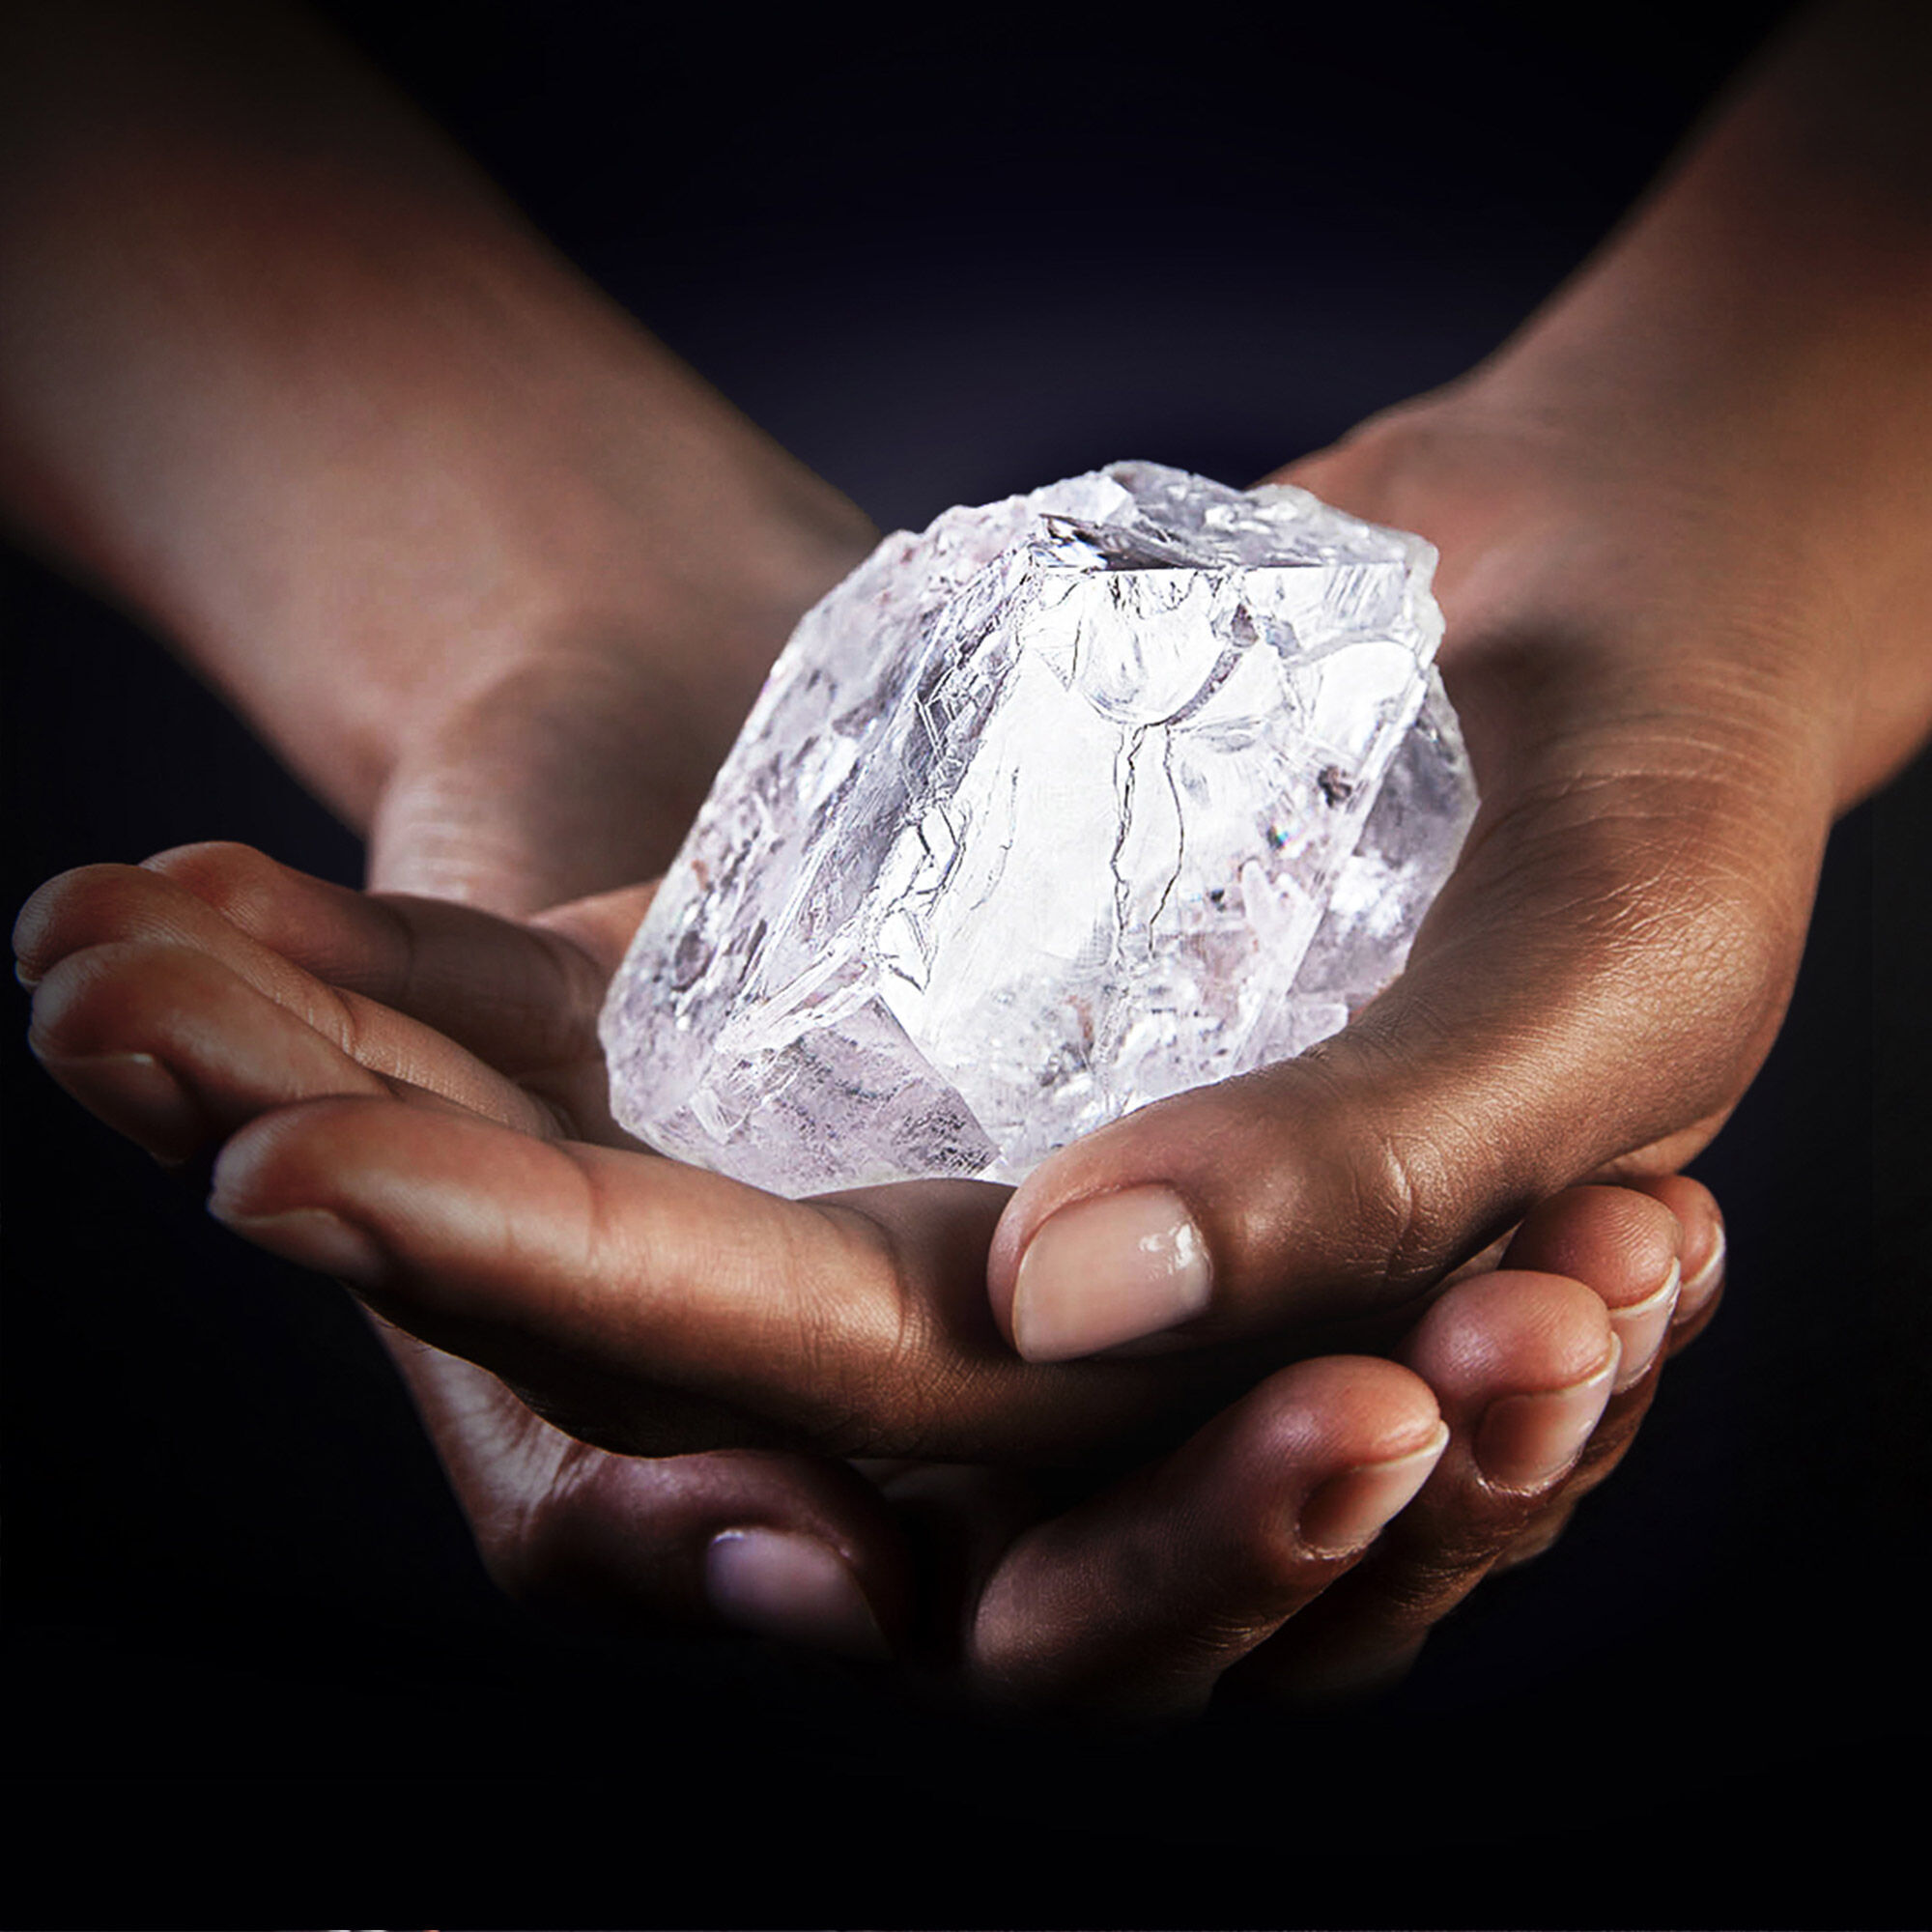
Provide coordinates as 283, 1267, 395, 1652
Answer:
4, 1, 1926, 1924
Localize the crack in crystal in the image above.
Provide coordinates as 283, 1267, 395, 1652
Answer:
1149, 727, 1187, 944
601, 462, 1471, 1196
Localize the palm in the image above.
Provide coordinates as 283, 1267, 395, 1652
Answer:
19, 825, 1717, 1713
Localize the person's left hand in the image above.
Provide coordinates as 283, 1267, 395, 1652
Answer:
16, 840, 1722, 1712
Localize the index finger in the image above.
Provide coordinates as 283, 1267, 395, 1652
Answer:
18, 839, 651, 1107
205, 1091, 1239, 1463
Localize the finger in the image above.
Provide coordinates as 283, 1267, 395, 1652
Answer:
526, 879, 662, 980
1230, 1267, 1619, 1703
1463, 1181, 1691, 1563
1620, 1171, 1728, 1347
202, 1094, 1218, 1462
24, 935, 560, 1161
1487, 1180, 1722, 1528
380, 1330, 900, 1658
1242, 1180, 1721, 1699
16, 845, 641, 1138
962, 1356, 1447, 1719
986, 662, 1820, 1362
1499, 1183, 1684, 1393
146, 839, 641, 1076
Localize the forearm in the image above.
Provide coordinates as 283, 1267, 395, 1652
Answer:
0, 1, 871, 826
1459, 0, 1932, 806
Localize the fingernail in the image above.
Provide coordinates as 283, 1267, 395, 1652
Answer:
33, 1049, 204, 1163
1474, 1342, 1620, 1493
1675, 1223, 1726, 1325
1298, 1422, 1450, 1558
1609, 1259, 1680, 1390
1010, 1185, 1212, 1361
704, 1528, 889, 1660
207, 1204, 389, 1288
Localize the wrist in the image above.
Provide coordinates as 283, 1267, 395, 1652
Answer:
0, 1, 876, 836
342, 407, 874, 832
1461, 8, 1932, 810
354, 402, 876, 911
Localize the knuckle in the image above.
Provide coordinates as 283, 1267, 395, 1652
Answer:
791, 1284, 939, 1460
1392, 1487, 1534, 1577
1349, 1109, 1447, 1291
785, 1302, 880, 1458
1297, 1063, 1479, 1296
801, 1206, 949, 1458
140, 839, 281, 911
1494, 1500, 1578, 1570
315, 978, 380, 1070
468, 1429, 591, 1606
1351, 1545, 1492, 1630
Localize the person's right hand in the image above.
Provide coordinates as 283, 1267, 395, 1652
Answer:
16, 841, 1723, 1710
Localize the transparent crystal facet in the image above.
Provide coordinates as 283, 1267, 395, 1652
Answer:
600, 461, 1477, 1196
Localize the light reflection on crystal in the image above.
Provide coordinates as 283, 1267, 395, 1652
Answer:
601, 462, 1477, 1196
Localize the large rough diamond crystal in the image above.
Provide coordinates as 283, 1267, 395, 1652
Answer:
600, 461, 1477, 1196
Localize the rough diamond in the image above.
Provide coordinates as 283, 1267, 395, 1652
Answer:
600, 461, 1477, 1196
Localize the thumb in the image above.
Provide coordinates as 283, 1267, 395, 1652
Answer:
986, 677, 1826, 1362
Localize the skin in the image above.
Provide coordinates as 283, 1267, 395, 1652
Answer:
14, 843, 1724, 1709
5, 1, 1923, 1709
988, 0, 1932, 1355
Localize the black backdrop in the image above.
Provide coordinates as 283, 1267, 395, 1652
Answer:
4, 2, 1927, 1924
